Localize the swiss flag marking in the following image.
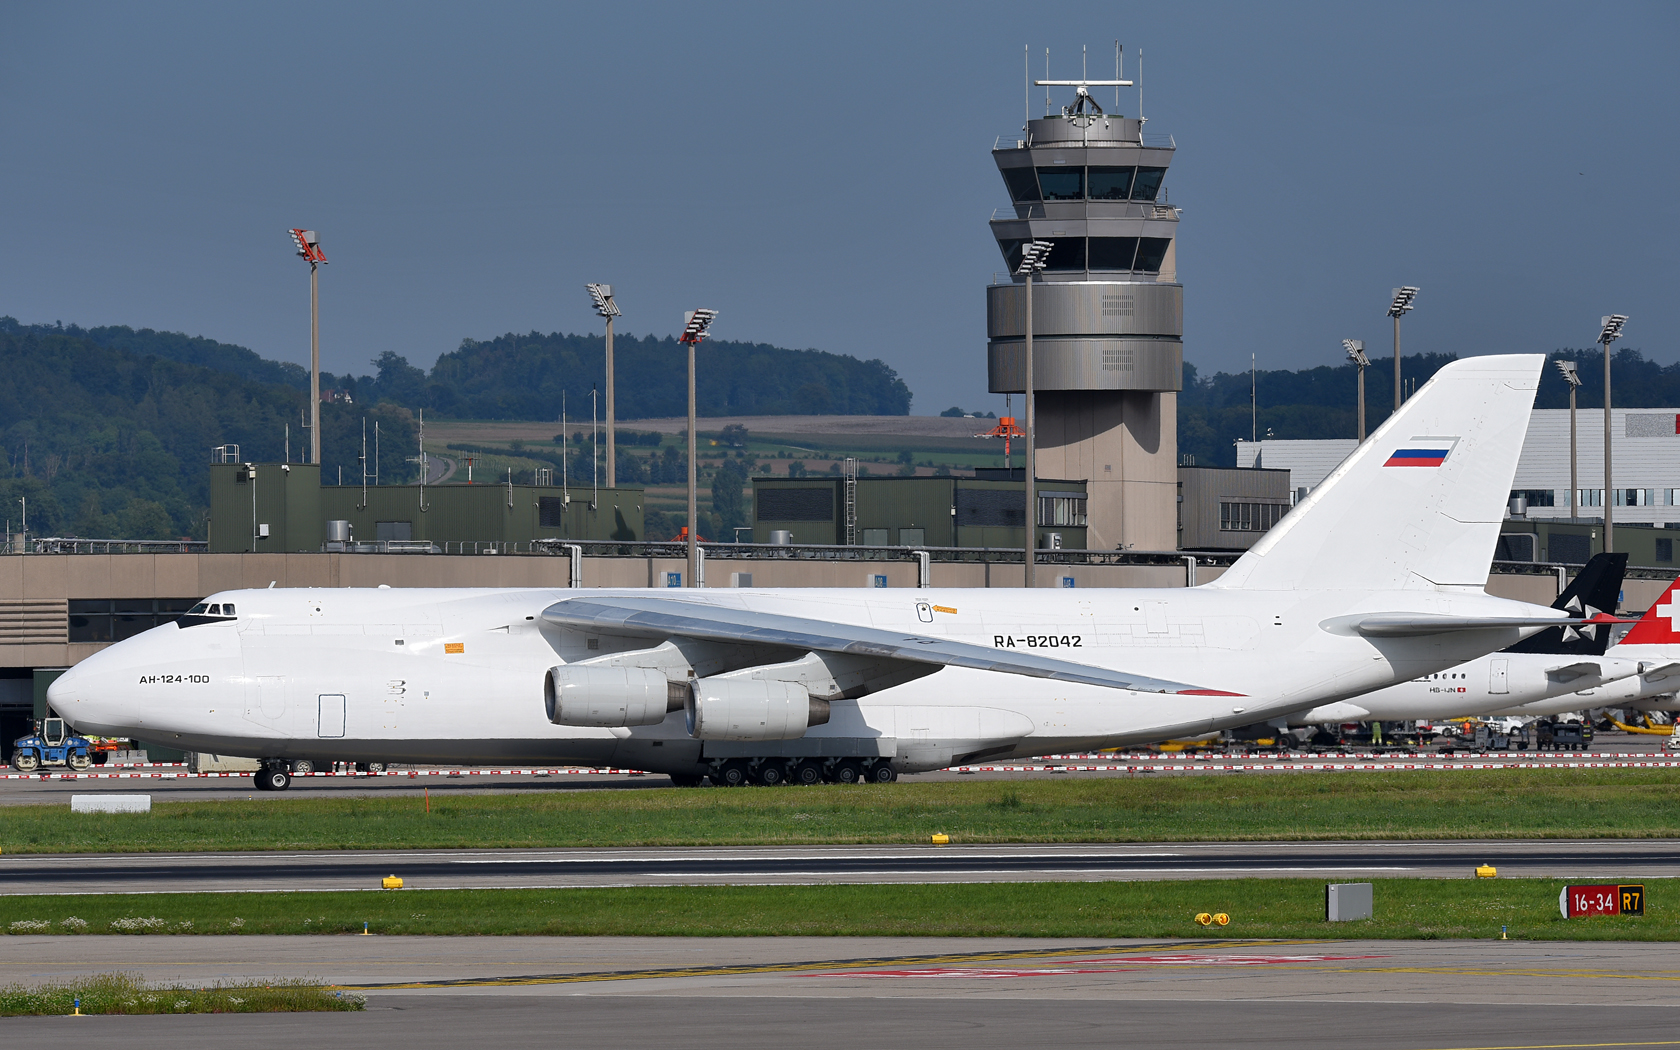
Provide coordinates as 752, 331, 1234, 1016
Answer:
1622, 578, 1680, 645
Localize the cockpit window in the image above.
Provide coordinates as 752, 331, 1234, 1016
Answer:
188, 603, 209, 615
222, 603, 235, 615
208, 604, 221, 615
178, 600, 238, 629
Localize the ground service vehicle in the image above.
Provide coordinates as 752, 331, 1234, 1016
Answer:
10, 718, 95, 772
49, 356, 1602, 790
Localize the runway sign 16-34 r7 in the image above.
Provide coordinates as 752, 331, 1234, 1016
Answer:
1559, 884, 1645, 918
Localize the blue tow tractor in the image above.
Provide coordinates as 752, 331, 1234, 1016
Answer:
10, 717, 94, 772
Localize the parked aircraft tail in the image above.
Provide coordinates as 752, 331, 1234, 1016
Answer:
1614, 576, 1680, 647
1212, 354, 1543, 592
1504, 553, 1627, 656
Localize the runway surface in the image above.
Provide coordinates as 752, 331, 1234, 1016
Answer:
6, 839, 1680, 895
2, 935, 1678, 1048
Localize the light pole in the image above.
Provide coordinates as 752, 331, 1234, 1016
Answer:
586, 283, 621, 488
1343, 339, 1369, 441
1387, 286, 1419, 412
1599, 313, 1629, 553
289, 229, 328, 464
1016, 240, 1053, 588
680, 309, 719, 587
1555, 360, 1581, 523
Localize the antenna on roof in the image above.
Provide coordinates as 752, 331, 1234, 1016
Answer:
1115, 41, 1121, 111
1139, 48, 1144, 123
1044, 48, 1050, 116
1023, 44, 1029, 129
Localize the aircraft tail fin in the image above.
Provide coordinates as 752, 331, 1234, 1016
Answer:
1504, 552, 1627, 655
1211, 354, 1543, 592
1615, 576, 1680, 646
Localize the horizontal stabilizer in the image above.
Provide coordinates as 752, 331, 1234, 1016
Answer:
1639, 661, 1680, 683
1544, 661, 1602, 682
542, 595, 1242, 697
1341, 612, 1619, 638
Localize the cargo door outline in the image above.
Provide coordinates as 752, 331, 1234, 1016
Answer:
244, 675, 287, 725
317, 694, 346, 738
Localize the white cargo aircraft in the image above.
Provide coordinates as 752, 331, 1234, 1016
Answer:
1285, 554, 1639, 727
50, 354, 1596, 790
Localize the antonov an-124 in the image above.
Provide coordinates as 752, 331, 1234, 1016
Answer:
49, 354, 1613, 789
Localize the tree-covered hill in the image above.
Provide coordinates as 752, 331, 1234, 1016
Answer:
1179, 347, 1666, 467
0, 324, 415, 539
345, 331, 913, 419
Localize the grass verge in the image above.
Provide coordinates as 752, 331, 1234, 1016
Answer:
0, 880, 1672, 941
0, 973, 363, 1015
6, 770, 1680, 853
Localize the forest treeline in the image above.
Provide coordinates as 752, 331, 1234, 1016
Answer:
1178, 347, 1664, 467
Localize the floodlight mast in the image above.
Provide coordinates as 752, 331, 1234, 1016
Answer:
289, 229, 327, 465
1386, 286, 1419, 412
586, 284, 621, 488
1343, 339, 1369, 441
1016, 241, 1053, 587
1599, 314, 1629, 552
1555, 360, 1581, 523
680, 309, 719, 587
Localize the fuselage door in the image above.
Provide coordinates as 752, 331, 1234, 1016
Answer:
318, 694, 346, 737
1489, 658, 1510, 695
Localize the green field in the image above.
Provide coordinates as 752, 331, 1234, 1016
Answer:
0, 973, 362, 1016
7, 771, 1680, 854
0, 880, 1668, 942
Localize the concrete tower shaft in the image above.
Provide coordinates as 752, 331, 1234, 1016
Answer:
987, 111, 1182, 551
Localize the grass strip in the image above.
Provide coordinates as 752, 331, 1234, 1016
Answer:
0, 880, 1673, 942
0, 972, 363, 1016
6, 770, 1680, 854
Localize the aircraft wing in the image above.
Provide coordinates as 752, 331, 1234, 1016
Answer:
1350, 613, 1620, 638
541, 595, 1242, 696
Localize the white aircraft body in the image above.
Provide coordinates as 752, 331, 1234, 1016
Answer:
49, 355, 1588, 789
1289, 555, 1636, 725
1484, 576, 1680, 719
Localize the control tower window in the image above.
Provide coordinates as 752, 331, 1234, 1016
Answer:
1134, 237, 1172, 273
1087, 237, 1139, 271
1001, 167, 1040, 202
1035, 166, 1084, 201
1042, 238, 1086, 271
1087, 166, 1135, 201
995, 239, 1025, 272
1131, 167, 1167, 201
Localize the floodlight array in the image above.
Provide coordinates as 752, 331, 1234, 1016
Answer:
681, 308, 719, 344
587, 283, 620, 318
1600, 314, 1629, 345
1342, 339, 1368, 367
1555, 360, 1581, 387
1386, 286, 1419, 318
1016, 240, 1055, 275
289, 228, 327, 264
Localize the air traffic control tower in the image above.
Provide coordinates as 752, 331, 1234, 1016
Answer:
987, 72, 1181, 551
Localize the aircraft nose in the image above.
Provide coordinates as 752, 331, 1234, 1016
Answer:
47, 639, 145, 734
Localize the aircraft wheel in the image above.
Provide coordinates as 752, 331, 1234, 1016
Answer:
754, 763, 786, 786
714, 760, 751, 788
831, 760, 863, 785
867, 762, 898, 784
792, 760, 824, 786
291, 759, 315, 775
12, 750, 39, 772
257, 768, 291, 792
67, 752, 91, 771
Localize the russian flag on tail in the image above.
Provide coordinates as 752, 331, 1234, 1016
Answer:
1384, 447, 1451, 467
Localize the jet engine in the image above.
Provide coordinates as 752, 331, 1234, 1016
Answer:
686, 678, 831, 741
544, 666, 687, 727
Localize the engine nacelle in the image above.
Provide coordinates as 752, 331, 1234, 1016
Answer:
544, 666, 685, 727
685, 679, 831, 741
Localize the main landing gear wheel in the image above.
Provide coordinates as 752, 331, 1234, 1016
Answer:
754, 763, 786, 787
291, 759, 315, 775
868, 762, 898, 784
830, 760, 863, 785
714, 760, 751, 787
791, 760, 824, 786
254, 768, 291, 791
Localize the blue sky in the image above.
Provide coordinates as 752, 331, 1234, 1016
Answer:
2, 1, 1674, 413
